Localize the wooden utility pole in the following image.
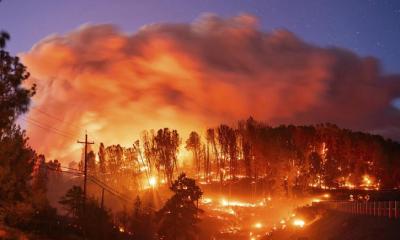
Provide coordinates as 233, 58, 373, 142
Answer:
77, 133, 94, 204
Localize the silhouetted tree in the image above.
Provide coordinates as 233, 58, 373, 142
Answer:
0, 32, 36, 205
185, 131, 201, 179
156, 173, 203, 240
126, 196, 155, 240
59, 185, 85, 218
59, 185, 119, 240
87, 150, 96, 173
206, 128, 219, 181
154, 128, 181, 184
98, 142, 107, 177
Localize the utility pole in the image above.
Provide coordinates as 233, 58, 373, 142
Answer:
77, 133, 94, 204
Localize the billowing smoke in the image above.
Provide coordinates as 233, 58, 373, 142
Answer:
21, 14, 400, 163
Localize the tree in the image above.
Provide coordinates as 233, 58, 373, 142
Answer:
32, 154, 47, 192
141, 130, 158, 178
98, 143, 106, 176
0, 31, 35, 130
0, 32, 36, 205
185, 131, 201, 179
156, 173, 203, 240
59, 185, 119, 240
206, 128, 218, 181
59, 185, 85, 218
217, 125, 237, 180
154, 128, 181, 184
128, 196, 155, 240
87, 150, 96, 173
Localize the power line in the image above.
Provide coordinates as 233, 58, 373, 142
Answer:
89, 176, 135, 203
23, 115, 76, 137
46, 166, 134, 204
46, 166, 83, 177
89, 177, 134, 204
56, 164, 133, 201
23, 117, 76, 140
32, 107, 68, 123
31, 107, 83, 130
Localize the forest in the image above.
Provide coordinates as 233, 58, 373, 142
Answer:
71, 118, 400, 200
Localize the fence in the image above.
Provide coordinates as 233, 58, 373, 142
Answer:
314, 200, 400, 219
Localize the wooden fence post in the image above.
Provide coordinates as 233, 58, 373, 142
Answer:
378, 202, 380, 216
374, 201, 376, 216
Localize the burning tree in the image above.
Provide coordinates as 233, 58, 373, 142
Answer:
154, 128, 181, 185
185, 131, 201, 179
206, 128, 219, 181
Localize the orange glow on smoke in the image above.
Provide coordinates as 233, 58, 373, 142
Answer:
20, 14, 397, 164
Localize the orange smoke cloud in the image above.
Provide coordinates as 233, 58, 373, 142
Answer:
21, 14, 400, 163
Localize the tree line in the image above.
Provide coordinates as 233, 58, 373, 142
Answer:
81, 118, 400, 198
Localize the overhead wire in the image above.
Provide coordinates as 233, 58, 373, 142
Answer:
46, 165, 135, 204
30, 107, 83, 130
23, 117, 76, 140
23, 115, 76, 137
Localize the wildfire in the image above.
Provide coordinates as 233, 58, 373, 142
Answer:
221, 198, 255, 207
253, 222, 263, 229
344, 181, 355, 189
219, 198, 267, 208
148, 176, 157, 187
201, 197, 213, 204
363, 175, 372, 186
293, 219, 305, 228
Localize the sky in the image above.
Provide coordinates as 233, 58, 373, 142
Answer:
1, 0, 400, 73
1, 0, 400, 163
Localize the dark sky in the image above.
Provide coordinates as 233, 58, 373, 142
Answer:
1, 0, 399, 73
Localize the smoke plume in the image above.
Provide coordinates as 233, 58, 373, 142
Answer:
21, 14, 400, 163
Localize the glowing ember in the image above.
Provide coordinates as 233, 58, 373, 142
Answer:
253, 222, 263, 229
312, 198, 321, 203
220, 198, 257, 207
323, 193, 330, 198
344, 181, 355, 189
201, 197, 213, 204
363, 175, 372, 186
293, 219, 305, 228
148, 176, 157, 187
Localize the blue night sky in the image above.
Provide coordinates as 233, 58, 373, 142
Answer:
1, 0, 399, 73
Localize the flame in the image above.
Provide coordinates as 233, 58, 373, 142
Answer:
293, 219, 305, 228
148, 176, 157, 187
201, 197, 213, 204
253, 222, 263, 229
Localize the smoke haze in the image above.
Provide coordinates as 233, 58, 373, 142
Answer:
21, 14, 400, 163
